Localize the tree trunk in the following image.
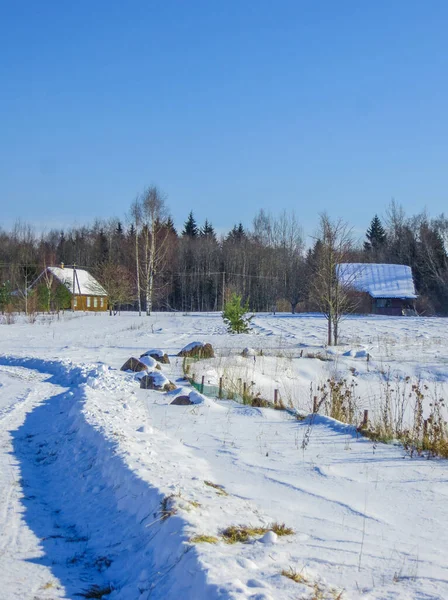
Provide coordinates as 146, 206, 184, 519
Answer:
135, 230, 142, 316
147, 222, 156, 316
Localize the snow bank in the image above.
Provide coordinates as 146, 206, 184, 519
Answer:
0, 356, 221, 599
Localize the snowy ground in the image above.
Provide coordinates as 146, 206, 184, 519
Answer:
0, 311, 447, 599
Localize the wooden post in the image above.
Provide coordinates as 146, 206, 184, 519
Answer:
192, 373, 195, 384
201, 375, 205, 394
423, 419, 428, 437
243, 382, 247, 401
362, 409, 369, 428
313, 396, 318, 413
218, 377, 223, 399
274, 389, 279, 405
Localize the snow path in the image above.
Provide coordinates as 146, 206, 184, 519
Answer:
0, 358, 218, 599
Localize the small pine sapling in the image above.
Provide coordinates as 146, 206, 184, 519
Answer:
222, 293, 253, 334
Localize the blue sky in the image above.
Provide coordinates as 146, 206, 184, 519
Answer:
1, 1, 447, 238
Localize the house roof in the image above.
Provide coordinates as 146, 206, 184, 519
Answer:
337, 263, 417, 299
47, 267, 108, 297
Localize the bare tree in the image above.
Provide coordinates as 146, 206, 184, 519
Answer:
97, 262, 134, 315
272, 210, 305, 313
130, 198, 142, 316
312, 213, 355, 345
139, 186, 170, 316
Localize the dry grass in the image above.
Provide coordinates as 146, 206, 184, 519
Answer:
204, 480, 228, 496
304, 351, 333, 362
221, 525, 269, 543
281, 568, 344, 599
77, 585, 112, 598
42, 581, 56, 590
281, 567, 308, 584
160, 494, 177, 520
358, 380, 448, 459
270, 522, 294, 536
190, 534, 219, 544
221, 522, 294, 544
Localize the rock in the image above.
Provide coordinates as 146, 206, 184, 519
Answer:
163, 382, 177, 392
177, 342, 214, 359
140, 349, 171, 364
170, 395, 193, 405
139, 355, 157, 369
121, 357, 148, 372
139, 372, 169, 390
242, 347, 257, 357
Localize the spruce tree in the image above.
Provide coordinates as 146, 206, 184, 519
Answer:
226, 223, 245, 242
165, 216, 177, 236
182, 211, 199, 238
364, 215, 387, 252
222, 293, 253, 333
201, 219, 216, 240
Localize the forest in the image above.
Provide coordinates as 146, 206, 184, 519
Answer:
1, 189, 448, 316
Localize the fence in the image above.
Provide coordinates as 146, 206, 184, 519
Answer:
189, 375, 245, 403
187, 370, 300, 419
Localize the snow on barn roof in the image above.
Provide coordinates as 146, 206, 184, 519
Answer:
337, 263, 417, 299
47, 267, 108, 297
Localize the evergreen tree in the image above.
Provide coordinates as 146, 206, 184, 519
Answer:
222, 293, 253, 333
165, 216, 177, 236
182, 211, 199, 238
226, 223, 245, 242
364, 215, 387, 252
201, 219, 216, 241
0, 280, 12, 313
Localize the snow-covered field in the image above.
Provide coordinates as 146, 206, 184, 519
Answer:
0, 311, 447, 599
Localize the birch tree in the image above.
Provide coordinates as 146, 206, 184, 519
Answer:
139, 186, 170, 316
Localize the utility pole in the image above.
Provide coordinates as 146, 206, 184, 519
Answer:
72, 263, 76, 311
222, 271, 225, 311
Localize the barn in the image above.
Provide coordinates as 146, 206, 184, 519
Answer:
337, 263, 417, 316
33, 265, 108, 312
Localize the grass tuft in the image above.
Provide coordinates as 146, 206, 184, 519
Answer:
281, 567, 308, 584
190, 534, 219, 544
221, 524, 268, 543
221, 522, 295, 543
77, 585, 112, 598
204, 480, 228, 496
270, 522, 294, 536
160, 495, 177, 520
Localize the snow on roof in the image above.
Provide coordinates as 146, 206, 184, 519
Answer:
47, 267, 108, 297
337, 263, 417, 299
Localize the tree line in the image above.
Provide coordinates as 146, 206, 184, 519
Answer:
1, 189, 448, 317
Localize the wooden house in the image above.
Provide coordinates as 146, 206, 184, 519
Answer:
33, 265, 108, 312
337, 263, 417, 316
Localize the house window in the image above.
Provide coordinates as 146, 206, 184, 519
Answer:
100, 298, 104, 308
94, 297, 98, 308
86, 296, 91, 308
376, 298, 392, 308
74, 297, 78, 308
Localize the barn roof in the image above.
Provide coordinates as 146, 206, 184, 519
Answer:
47, 267, 108, 297
337, 263, 417, 299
